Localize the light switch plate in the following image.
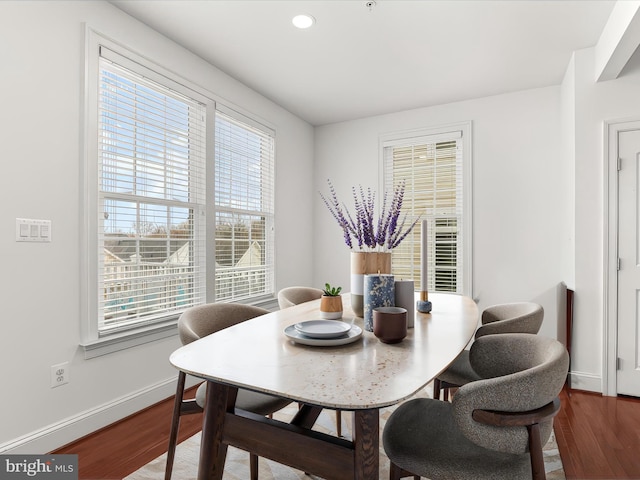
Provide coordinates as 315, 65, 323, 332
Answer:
16, 218, 51, 242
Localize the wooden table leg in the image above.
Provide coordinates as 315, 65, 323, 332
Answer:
290, 403, 323, 428
198, 381, 237, 480
353, 409, 379, 480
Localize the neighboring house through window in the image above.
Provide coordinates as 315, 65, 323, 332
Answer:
381, 123, 472, 296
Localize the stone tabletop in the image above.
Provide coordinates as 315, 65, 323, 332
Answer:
170, 292, 478, 410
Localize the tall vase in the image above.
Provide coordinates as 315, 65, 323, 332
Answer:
350, 251, 392, 317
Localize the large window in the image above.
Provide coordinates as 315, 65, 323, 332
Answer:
214, 110, 275, 302
96, 46, 209, 336
83, 33, 275, 354
382, 124, 472, 295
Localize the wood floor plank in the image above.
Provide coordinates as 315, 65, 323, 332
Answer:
554, 389, 640, 480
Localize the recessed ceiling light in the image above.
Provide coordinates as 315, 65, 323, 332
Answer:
292, 14, 315, 29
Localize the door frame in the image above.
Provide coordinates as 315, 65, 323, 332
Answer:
604, 117, 640, 396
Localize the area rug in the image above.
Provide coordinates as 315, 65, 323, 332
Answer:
126, 392, 565, 479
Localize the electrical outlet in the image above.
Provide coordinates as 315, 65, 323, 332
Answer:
51, 362, 69, 388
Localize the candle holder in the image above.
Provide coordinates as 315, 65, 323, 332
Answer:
416, 290, 432, 313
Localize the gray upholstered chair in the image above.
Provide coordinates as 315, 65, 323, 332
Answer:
276, 286, 347, 436
383, 333, 569, 480
165, 303, 292, 480
277, 286, 324, 309
433, 302, 544, 400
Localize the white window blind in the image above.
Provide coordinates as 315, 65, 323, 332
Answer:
97, 48, 207, 335
214, 110, 275, 302
383, 130, 466, 293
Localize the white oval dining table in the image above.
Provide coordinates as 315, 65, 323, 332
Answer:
170, 292, 478, 480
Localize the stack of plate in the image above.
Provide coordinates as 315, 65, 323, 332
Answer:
284, 319, 363, 346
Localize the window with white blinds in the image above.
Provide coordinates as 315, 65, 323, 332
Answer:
97, 47, 208, 335
214, 110, 275, 302
382, 124, 472, 295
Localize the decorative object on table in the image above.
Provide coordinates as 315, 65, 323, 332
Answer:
364, 273, 395, 332
284, 323, 363, 347
320, 179, 419, 317
416, 219, 432, 313
294, 319, 351, 338
319, 283, 343, 319
394, 279, 415, 328
350, 251, 391, 316
373, 306, 408, 344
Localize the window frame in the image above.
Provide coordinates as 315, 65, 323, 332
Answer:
81, 29, 217, 357
379, 122, 473, 297
213, 105, 276, 305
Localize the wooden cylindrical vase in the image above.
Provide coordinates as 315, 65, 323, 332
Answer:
350, 251, 392, 317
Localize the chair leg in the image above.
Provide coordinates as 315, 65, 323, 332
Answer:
527, 423, 546, 480
336, 410, 342, 437
165, 371, 187, 480
433, 378, 441, 400
250, 453, 259, 480
389, 461, 403, 480
389, 461, 420, 480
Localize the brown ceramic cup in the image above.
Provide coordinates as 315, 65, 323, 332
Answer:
373, 306, 408, 344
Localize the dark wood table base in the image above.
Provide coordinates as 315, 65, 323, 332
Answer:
199, 381, 380, 480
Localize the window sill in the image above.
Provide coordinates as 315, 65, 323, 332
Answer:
81, 321, 178, 359
80, 296, 278, 359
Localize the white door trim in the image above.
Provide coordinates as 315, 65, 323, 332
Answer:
604, 117, 640, 397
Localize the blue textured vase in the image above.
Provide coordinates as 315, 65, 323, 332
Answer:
364, 274, 395, 332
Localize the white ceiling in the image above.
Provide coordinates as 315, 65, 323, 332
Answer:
110, 0, 616, 126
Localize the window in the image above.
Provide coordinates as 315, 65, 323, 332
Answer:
214, 109, 275, 302
382, 123, 472, 295
83, 33, 275, 356
95, 46, 209, 337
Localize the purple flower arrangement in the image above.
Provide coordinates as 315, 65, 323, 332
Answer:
320, 179, 419, 251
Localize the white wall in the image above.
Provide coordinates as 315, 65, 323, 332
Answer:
313, 87, 565, 341
0, 1, 314, 452
569, 46, 640, 393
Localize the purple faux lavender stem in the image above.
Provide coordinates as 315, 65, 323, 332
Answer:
376, 190, 389, 247
366, 188, 376, 248
386, 186, 402, 241
320, 178, 418, 252
389, 215, 420, 249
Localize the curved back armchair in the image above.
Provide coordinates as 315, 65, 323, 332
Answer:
277, 286, 323, 310
383, 333, 569, 480
433, 302, 544, 400
166, 303, 292, 480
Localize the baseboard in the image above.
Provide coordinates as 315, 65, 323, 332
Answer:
568, 370, 601, 393
0, 375, 199, 455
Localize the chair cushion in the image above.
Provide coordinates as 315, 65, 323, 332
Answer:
195, 382, 291, 417
383, 398, 532, 480
436, 350, 481, 386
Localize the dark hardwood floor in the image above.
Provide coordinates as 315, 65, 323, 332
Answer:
53, 386, 203, 480
555, 388, 640, 479
52, 386, 640, 480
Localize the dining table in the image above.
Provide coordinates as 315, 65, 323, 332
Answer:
169, 292, 478, 480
